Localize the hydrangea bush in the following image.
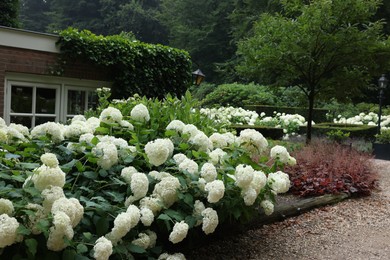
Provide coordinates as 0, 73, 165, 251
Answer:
0, 92, 294, 259
334, 112, 390, 131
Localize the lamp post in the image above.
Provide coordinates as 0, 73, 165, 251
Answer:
377, 74, 388, 134
192, 69, 205, 86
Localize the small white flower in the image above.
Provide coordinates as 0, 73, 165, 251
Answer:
99, 107, 123, 124
201, 208, 219, 235
0, 214, 19, 248
0, 199, 14, 216
205, 180, 225, 203
40, 153, 59, 168
200, 163, 217, 182
93, 236, 113, 260
145, 138, 173, 166
261, 200, 274, 216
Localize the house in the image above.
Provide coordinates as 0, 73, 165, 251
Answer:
0, 26, 112, 128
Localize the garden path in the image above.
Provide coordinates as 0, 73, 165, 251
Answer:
186, 159, 390, 260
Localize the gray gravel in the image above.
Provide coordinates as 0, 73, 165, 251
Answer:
185, 159, 390, 260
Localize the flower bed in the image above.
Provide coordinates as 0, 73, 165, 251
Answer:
0, 93, 295, 259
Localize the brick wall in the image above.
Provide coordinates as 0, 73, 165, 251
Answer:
0, 45, 111, 117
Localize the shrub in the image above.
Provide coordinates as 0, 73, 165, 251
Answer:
0, 92, 293, 259
285, 139, 377, 197
375, 129, 390, 144
201, 83, 276, 107
189, 82, 217, 101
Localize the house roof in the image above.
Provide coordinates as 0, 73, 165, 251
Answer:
0, 26, 60, 53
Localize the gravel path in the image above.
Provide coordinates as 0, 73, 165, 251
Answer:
185, 159, 390, 260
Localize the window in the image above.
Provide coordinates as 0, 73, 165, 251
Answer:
4, 74, 110, 127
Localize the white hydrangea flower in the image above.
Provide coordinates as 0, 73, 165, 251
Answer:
204, 180, 225, 203
93, 236, 113, 260
166, 120, 185, 133
200, 163, 217, 182
208, 148, 227, 165
31, 122, 64, 143
0, 214, 20, 248
250, 170, 267, 194
169, 221, 189, 244
241, 187, 258, 206
267, 171, 291, 194
0, 117, 6, 127
86, 117, 101, 132
119, 120, 134, 130
121, 166, 138, 184
8, 123, 29, 137
237, 129, 268, 156
131, 104, 150, 122
0, 128, 8, 143
201, 208, 219, 235
40, 153, 59, 168
222, 132, 237, 145
146, 230, 157, 248
235, 164, 255, 189
51, 197, 84, 228
145, 138, 173, 166
193, 200, 206, 226
0, 199, 14, 216
71, 115, 86, 122
140, 207, 154, 226
182, 124, 199, 137
132, 232, 151, 249
99, 107, 123, 124
127, 172, 149, 203
64, 120, 92, 139
173, 153, 188, 165
92, 142, 118, 170
189, 131, 213, 152
270, 145, 291, 164
31, 165, 66, 191
139, 196, 163, 215
47, 211, 74, 251
209, 133, 228, 148
178, 158, 199, 176
149, 171, 172, 181
79, 133, 95, 144
106, 212, 134, 245
260, 200, 274, 216
42, 186, 65, 213
153, 176, 181, 207
126, 205, 141, 228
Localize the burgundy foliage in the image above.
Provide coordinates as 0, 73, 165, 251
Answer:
285, 140, 378, 197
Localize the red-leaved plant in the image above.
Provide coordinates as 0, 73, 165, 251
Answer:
285, 139, 378, 197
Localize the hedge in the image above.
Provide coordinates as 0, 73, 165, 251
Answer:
244, 105, 329, 123
299, 123, 378, 140
56, 28, 192, 99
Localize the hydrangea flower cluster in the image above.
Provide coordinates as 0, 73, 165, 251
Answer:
200, 106, 259, 125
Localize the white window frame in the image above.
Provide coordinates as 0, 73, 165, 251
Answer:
63, 85, 99, 120
4, 73, 111, 126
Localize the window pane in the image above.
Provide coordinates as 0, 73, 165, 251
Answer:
35, 116, 56, 126
10, 116, 32, 128
68, 90, 86, 115
36, 88, 56, 114
11, 86, 32, 113
88, 91, 98, 110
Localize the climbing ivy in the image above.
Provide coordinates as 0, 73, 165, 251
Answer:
56, 28, 192, 99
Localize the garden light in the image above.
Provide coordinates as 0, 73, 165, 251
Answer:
192, 69, 205, 86
378, 74, 388, 134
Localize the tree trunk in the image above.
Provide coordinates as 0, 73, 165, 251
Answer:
306, 89, 315, 144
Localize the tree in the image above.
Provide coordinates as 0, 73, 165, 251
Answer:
159, 0, 236, 83
19, 0, 51, 32
0, 0, 19, 27
237, 0, 390, 143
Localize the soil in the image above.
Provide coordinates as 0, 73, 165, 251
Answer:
184, 159, 390, 260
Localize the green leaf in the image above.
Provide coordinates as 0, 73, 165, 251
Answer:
157, 213, 172, 221
164, 209, 184, 221
5, 153, 21, 159
77, 244, 88, 254
19, 163, 40, 170
75, 161, 85, 172
17, 224, 31, 236
103, 191, 124, 202
128, 244, 146, 254
25, 238, 38, 257
83, 171, 98, 179
96, 216, 110, 236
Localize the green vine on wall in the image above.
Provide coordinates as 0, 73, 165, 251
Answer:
56, 28, 192, 99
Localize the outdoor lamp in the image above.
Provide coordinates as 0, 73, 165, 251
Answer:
377, 74, 388, 134
192, 69, 205, 86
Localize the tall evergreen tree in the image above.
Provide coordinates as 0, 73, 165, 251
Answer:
19, 0, 51, 32
0, 0, 19, 28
